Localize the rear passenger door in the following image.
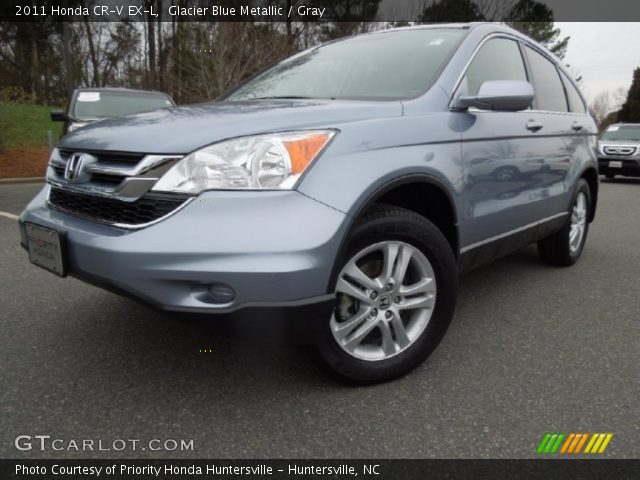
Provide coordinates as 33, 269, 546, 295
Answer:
457, 36, 563, 257
522, 44, 588, 211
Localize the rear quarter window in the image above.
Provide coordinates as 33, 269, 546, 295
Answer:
560, 71, 587, 114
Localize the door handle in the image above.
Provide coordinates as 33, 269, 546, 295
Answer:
572, 122, 584, 131
526, 120, 544, 132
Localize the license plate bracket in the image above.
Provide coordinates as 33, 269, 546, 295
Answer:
609, 160, 623, 168
25, 223, 67, 277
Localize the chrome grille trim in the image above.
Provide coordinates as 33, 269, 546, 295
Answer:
602, 145, 637, 156
47, 148, 182, 202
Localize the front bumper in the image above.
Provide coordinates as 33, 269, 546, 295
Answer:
20, 185, 348, 315
598, 157, 640, 177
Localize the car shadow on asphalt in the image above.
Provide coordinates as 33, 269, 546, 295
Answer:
601, 177, 640, 185
38, 245, 558, 392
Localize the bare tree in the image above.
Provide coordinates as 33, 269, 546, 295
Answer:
590, 91, 613, 126
590, 87, 628, 128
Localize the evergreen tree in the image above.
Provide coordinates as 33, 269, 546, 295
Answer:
506, 0, 569, 58
618, 68, 640, 123
420, 0, 484, 22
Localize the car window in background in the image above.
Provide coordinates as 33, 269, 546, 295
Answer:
462, 38, 527, 96
559, 71, 587, 114
524, 46, 568, 112
72, 91, 174, 120
601, 125, 640, 141
226, 29, 464, 101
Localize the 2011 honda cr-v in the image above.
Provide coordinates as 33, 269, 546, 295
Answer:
20, 23, 598, 383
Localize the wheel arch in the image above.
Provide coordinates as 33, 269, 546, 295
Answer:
580, 167, 598, 222
326, 174, 460, 293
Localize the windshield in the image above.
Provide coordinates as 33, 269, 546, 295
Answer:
601, 125, 640, 141
226, 29, 464, 101
72, 91, 174, 120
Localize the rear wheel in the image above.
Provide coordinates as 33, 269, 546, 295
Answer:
318, 205, 458, 383
538, 179, 591, 266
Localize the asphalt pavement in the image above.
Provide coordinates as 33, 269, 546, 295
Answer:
1, 180, 639, 459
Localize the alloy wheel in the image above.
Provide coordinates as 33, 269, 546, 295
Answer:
569, 192, 587, 254
330, 241, 437, 361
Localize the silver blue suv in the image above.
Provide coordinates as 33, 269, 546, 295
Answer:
20, 24, 598, 382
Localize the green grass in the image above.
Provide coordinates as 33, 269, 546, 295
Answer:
0, 102, 64, 150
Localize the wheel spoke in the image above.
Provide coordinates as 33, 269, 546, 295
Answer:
332, 307, 371, 341
398, 294, 435, 311
392, 245, 413, 285
336, 277, 371, 304
381, 243, 399, 282
569, 226, 579, 244
399, 277, 434, 296
344, 316, 380, 350
390, 312, 411, 348
343, 262, 380, 291
379, 321, 397, 356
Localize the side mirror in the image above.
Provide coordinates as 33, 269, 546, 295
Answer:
50, 110, 66, 122
454, 80, 534, 112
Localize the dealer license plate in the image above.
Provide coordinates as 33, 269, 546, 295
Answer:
25, 223, 66, 276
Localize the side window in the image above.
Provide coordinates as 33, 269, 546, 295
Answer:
524, 46, 568, 112
463, 38, 527, 96
560, 71, 587, 114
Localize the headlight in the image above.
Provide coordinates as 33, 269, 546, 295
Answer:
152, 130, 336, 193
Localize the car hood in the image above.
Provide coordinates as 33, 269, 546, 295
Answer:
59, 99, 403, 154
599, 139, 640, 144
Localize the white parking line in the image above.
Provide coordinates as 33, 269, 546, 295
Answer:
0, 211, 20, 221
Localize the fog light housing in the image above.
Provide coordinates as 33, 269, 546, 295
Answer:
208, 283, 235, 304
192, 282, 236, 305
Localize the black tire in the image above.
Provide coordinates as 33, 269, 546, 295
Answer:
538, 179, 591, 267
317, 204, 458, 383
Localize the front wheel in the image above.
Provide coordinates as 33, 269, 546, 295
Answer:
317, 205, 458, 383
538, 179, 591, 266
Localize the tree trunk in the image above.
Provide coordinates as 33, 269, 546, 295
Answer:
145, 7, 156, 88
30, 31, 39, 101
62, 22, 74, 98
83, 19, 100, 86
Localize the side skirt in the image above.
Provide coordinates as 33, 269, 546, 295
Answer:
458, 213, 568, 273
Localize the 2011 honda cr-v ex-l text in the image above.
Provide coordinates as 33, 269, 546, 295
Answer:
20, 23, 598, 383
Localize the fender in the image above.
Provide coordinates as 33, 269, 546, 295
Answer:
325, 173, 460, 293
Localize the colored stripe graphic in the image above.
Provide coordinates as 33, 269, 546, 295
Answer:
537, 434, 552, 454
538, 433, 613, 454
550, 434, 565, 453
574, 433, 589, 453
597, 434, 613, 453
560, 433, 575, 454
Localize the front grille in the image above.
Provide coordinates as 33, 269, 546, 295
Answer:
49, 187, 188, 226
90, 173, 126, 185
603, 146, 636, 156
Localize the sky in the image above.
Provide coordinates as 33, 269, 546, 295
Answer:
555, 23, 640, 104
